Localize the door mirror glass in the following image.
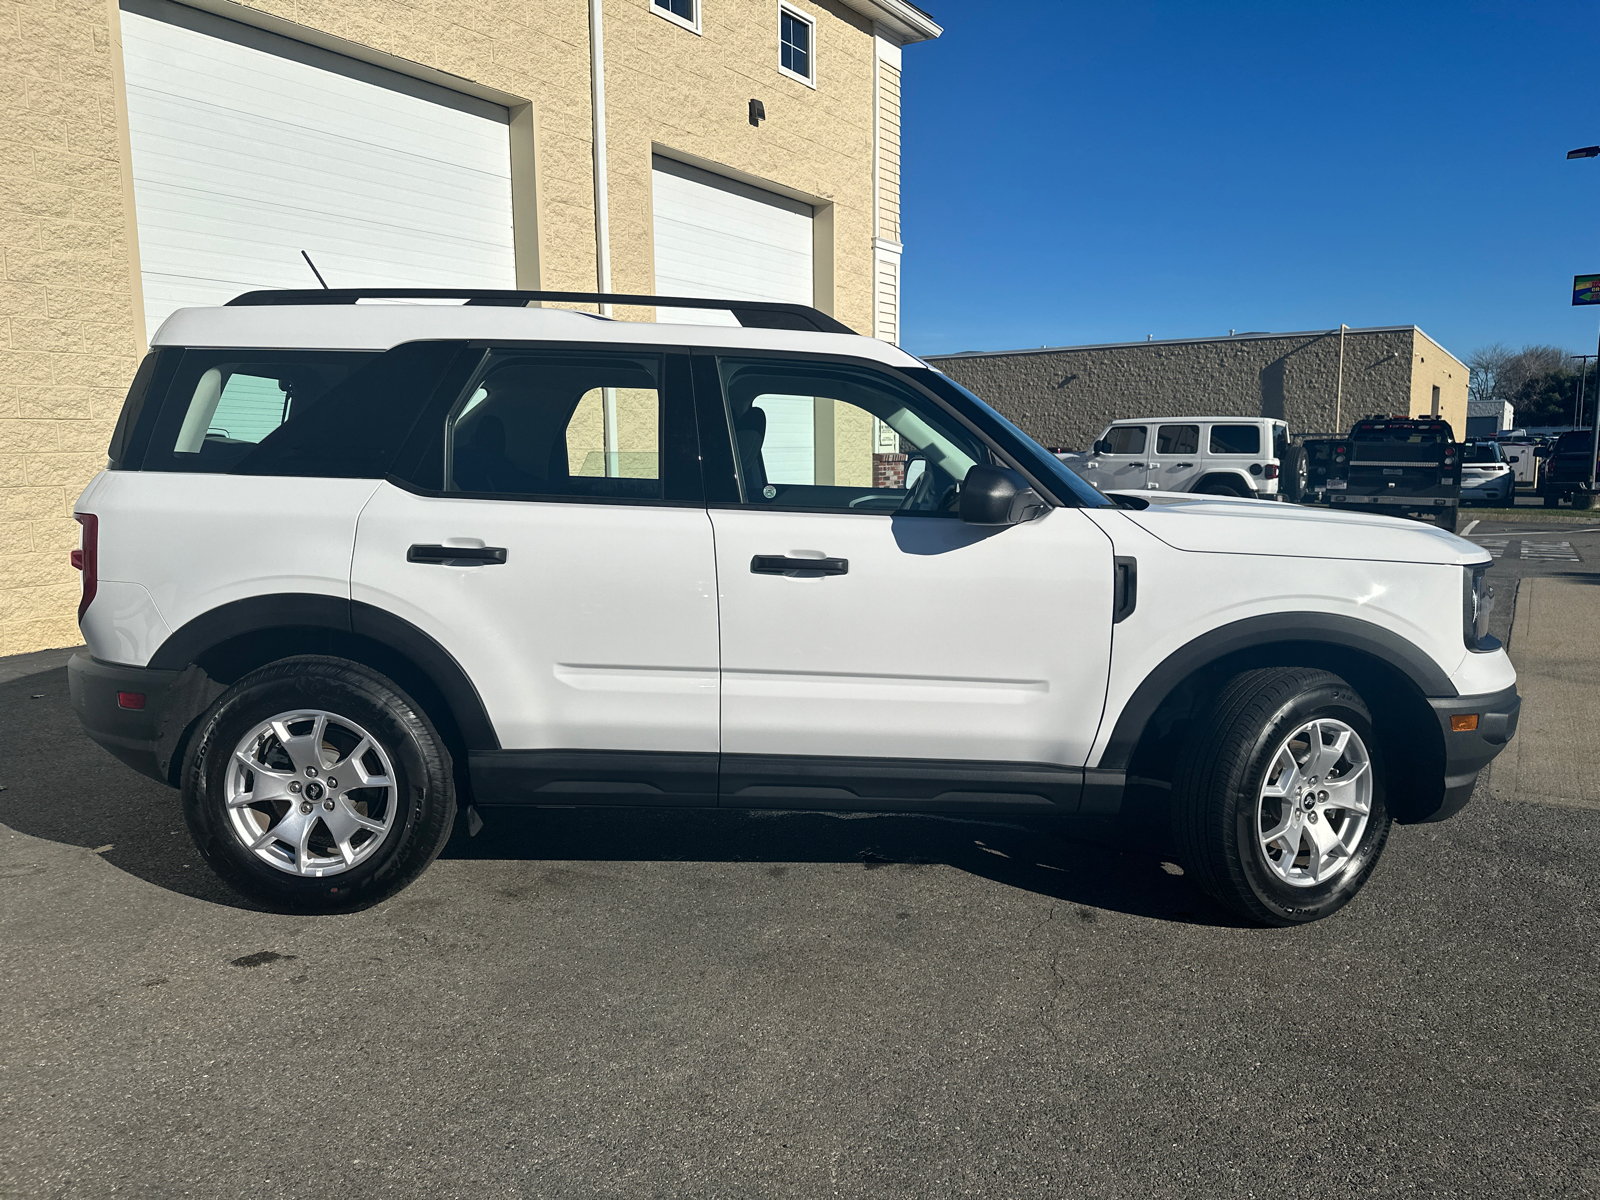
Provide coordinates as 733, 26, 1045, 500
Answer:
903, 455, 928, 491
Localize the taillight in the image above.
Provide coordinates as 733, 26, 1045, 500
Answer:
1264, 463, 1280, 479
73, 512, 98, 620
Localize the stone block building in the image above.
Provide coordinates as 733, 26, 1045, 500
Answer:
0, 0, 939, 655
927, 326, 1468, 453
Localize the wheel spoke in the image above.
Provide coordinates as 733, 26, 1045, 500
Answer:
1321, 771, 1370, 815
1262, 748, 1300, 798
1302, 814, 1343, 881
323, 797, 385, 845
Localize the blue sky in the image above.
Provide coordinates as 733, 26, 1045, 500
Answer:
899, 1, 1600, 363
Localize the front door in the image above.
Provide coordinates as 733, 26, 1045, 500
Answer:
352, 348, 720, 804
698, 354, 1115, 811
1149, 422, 1201, 492
1095, 424, 1151, 492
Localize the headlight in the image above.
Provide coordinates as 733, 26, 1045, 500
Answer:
1463, 563, 1494, 651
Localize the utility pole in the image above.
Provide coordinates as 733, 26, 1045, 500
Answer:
1335, 323, 1348, 433
1568, 146, 1600, 496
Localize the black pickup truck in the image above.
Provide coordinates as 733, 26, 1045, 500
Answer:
1324, 416, 1461, 531
1537, 429, 1596, 508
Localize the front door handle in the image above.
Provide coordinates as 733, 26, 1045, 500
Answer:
1130, 462, 1146, 468
407, 544, 508, 565
751, 554, 848, 576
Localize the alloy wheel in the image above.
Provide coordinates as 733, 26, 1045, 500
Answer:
1256, 718, 1372, 887
224, 709, 399, 877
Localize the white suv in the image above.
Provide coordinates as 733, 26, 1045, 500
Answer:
68, 289, 1518, 926
1068, 416, 1307, 501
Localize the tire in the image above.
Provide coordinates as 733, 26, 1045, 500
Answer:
1544, 493, 1559, 508
1279, 445, 1309, 504
1172, 667, 1392, 926
182, 655, 456, 911
1198, 479, 1249, 498
1437, 506, 1458, 532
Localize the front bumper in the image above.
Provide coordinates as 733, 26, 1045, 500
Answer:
1423, 685, 1520, 821
68, 653, 199, 786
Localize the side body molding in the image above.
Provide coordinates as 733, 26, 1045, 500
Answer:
1097, 611, 1458, 772
147, 593, 500, 751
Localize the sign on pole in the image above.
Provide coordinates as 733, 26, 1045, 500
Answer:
1574, 275, 1600, 305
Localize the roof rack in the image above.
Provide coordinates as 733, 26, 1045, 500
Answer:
224, 288, 857, 336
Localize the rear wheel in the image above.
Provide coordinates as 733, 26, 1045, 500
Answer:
183, 656, 456, 911
1173, 668, 1392, 926
1544, 492, 1560, 508
1198, 479, 1250, 498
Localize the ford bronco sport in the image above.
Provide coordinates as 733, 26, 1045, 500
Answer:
68, 289, 1519, 926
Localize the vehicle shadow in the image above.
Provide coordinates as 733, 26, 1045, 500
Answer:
1, 668, 1239, 926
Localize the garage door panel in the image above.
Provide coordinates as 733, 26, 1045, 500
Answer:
121, 0, 515, 333
651, 155, 813, 325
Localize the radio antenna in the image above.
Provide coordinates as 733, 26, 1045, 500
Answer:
300, 250, 330, 289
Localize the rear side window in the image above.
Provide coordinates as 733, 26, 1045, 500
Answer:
135, 343, 469, 476
1156, 424, 1199, 455
1104, 425, 1146, 455
1210, 424, 1260, 454
107, 349, 174, 469
445, 351, 667, 501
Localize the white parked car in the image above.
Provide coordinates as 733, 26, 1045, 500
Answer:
68, 289, 1518, 926
1460, 441, 1516, 505
1067, 416, 1308, 502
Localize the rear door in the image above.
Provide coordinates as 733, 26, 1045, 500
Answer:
353, 347, 721, 805
697, 354, 1115, 811
1148, 423, 1201, 492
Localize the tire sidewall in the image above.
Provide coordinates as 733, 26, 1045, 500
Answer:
1226, 683, 1390, 924
183, 659, 452, 910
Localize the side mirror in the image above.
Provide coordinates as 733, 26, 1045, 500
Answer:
960, 465, 1047, 526
1093, 439, 1111, 455
1507, 455, 1520, 463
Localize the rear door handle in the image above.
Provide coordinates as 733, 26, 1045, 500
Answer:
751, 554, 848, 576
1175, 462, 1194, 468
407, 544, 508, 565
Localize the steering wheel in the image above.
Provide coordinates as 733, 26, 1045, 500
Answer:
897, 460, 937, 512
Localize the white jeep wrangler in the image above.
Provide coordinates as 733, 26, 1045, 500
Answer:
68, 289, 1517, 926
1069, 416, 1309, 502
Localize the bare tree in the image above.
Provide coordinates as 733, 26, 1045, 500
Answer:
1468, 343, 1511, 406
1498, 344, 1570, 401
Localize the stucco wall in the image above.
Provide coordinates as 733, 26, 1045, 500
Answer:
0, 0, 889, 655
927, 327, 1439, 453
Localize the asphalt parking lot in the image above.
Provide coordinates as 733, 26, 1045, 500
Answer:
4, 512, 1600, 1199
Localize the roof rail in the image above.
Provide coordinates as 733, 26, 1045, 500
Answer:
224, 288, 857, 335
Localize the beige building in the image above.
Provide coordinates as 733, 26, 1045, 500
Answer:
929, 325, 1469, 455
0, 0, 939, 655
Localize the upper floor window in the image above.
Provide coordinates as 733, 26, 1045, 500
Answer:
652, 0, 699, 34
779, 5, 815, 86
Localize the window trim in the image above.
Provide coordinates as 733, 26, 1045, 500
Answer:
650, 0, 701, 35
777, 1, 817, 89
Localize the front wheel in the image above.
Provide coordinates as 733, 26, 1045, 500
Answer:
1173, 668, 1392, 926
183, 656, 456, 911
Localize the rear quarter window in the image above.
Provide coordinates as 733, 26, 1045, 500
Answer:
133, 342, 473, 477
1209, 424, 1260, 454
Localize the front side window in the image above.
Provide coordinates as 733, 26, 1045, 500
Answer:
718, 358, 992, 514
1210, 424, 1261, 455
1156, 424, 1199, 455
780, 6, 814, 83
446, 352, 664, 501
652, 0, 697, 31
1103, 425, 1147, 455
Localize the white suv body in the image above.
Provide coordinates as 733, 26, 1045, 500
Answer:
1069, 416, 1295, 499
68, 291, 1518, 925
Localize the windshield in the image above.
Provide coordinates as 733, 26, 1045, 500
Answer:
905, 367, 1113, 507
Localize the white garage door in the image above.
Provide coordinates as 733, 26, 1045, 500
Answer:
652, 155, 816, 481
120, 0, 516, 335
